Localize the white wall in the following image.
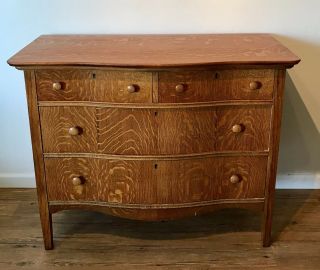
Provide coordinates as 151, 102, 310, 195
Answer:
1, 0, 319, 188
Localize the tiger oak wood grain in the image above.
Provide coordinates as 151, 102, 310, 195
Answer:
44, 156, 267, 206
97, 106, 271, 155
262, 69, 286, 247
37, 69, 152, 103
215, 105, 272, 152
158, 69, 275, 103
93, 70, 152, 103
7, 34, 300, 67
23, 70, 53, 250
39, 106, 97, 153
8, 34, 300, 248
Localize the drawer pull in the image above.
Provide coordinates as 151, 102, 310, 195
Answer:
175, 84, 185, 93
72, 176, 83, 186
68, 126, 81, 136
232, 124, 243, 133
52, 82, 62, 90
127, 84, 137, 93
249, 81, 262, 90
230, 174, 241, 184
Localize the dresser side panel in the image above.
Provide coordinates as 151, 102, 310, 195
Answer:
262, 68, 286, 246
23, 70, 53, 249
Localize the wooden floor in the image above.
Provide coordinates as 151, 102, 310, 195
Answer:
0, 189, 319, 270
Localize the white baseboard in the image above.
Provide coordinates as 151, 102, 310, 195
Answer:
276, 173, 320, 189
0, 173, 319, 189
0, 173, 36, 188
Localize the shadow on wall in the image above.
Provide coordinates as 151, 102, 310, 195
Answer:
278, 74, 320, 174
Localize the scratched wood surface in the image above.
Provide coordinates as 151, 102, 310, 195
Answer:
158, 69, 275, 103
97, 105, 272, 155
44, 155, 267, 204
7, 34, 300, 67
39, 106, 97, 153
0, 189, 319, 270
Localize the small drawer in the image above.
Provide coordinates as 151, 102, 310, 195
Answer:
36, 69, 152, 103
158, 69, 275, 103
45, 156, 267, 203
36, 70, 92, 101
39, 106, 97, 153
93, 70, 152, 103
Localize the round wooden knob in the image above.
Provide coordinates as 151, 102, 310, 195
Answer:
68, 126, 81, 136
232, 124, 243, 133
249, 81, 261, 90
175, 84, 185, 93
230, 174, 240, 184
72, 176, 83, 186
127, 84, 137, 93
52, 82, 62, 90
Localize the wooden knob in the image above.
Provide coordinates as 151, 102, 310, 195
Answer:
175, 84, 185, 93
52, 82, 62, 90
230, 174, 240, 184
249, 81, 261, 90
232, 124, 243, 133
72, 176, 83, 186
127, 84, 137, 93
68, 126, 81, 136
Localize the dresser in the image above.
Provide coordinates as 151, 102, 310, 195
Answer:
8, 34, 300, 249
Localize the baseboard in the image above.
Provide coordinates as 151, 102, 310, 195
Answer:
276, 173, 320, 189
0, 173, 36, 188
0, 173, 319, 189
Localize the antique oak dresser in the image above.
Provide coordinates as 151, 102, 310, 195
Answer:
8, 34, 300, 249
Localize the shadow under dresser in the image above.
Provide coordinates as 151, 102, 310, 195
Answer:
7, 34, 300, 249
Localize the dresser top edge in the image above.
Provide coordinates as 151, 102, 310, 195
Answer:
7, 34, 300, 69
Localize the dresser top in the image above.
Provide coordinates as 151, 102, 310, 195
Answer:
8, 34, 300, 68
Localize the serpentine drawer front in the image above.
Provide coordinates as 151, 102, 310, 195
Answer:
8, 34, 300, 249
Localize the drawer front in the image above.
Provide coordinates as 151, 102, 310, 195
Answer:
158, 69, 274, 103
39, 106, 97, 153
36, 70, 92, 101
45, 156, 267, 203
93, 70, 152, 103
97, 105, 271, 155
36, 69, 152, 103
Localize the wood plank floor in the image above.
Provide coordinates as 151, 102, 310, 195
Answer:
0, 189, 319, 270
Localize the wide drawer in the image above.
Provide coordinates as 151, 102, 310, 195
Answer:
36, 69, 152, 103
39, 105, 272, 154
45, 156, 267, 204
97, 105, 272, 154
158, 69, 275, 103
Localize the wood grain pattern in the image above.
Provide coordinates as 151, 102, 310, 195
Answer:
23, 70, 53, 250
93, 70, 152, 103
158, 69, 275, 103
39, 106, 97, 153
8, 34, 300, 248
36, 69, 152, 103
36, 69, 92, 101
44, 155, 267, 207
7, 34, 300, 67
49, 199, 264, 221
215, 105, 272, 151
262, 69, 286, 247
97, 105, 271, 155
97, 108, 158, 155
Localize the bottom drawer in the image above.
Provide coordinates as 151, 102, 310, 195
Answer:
45, 156, 268, 204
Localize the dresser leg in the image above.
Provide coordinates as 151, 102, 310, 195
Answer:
262, 208, 273, 247
40, 211, 54, 250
